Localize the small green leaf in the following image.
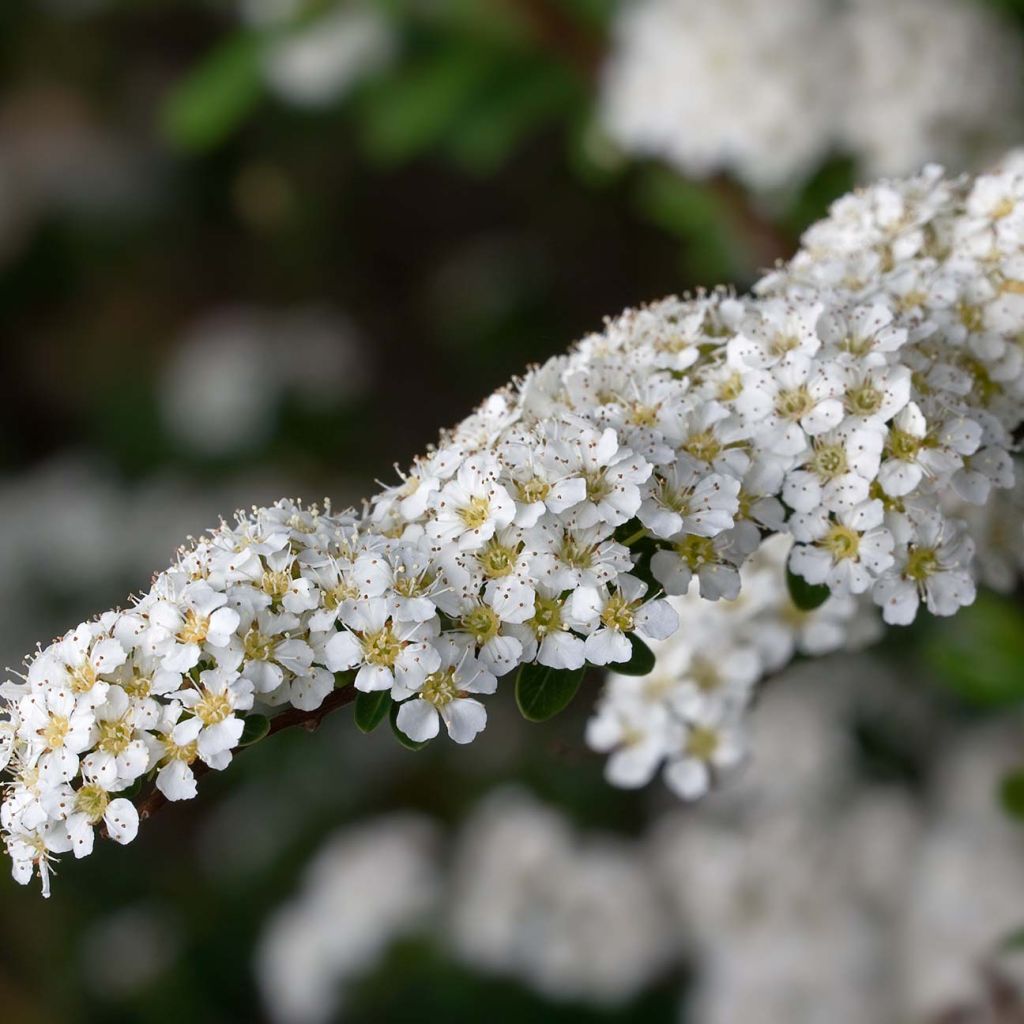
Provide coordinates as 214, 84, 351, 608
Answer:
515, 662, 585, 722
1000, 770, 1024, 822
925, 592, 1024, 708
389, 700, 430, 751
1001, 924, 1024, 951
610, 633, 656, 676
354, 690, 391, 734
786, 568, 830, 611
334, 670, 356, 689
161, 31, 267, 152
238, 713, 271, 747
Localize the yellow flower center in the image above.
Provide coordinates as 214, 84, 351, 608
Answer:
691, 658, 721, 692
421, 667, 459, 708
69, 662, 98, 694
75, 783, 110, 825
810, 443, 847, 480
905, 546, 939, 582
775, 386, 814, 421
177, 609, 211, 645
887, 429, 922, 461
41, 715, 70, 751
517, 477, 550, 504
160, 734, 198, 766
846, 384, 883, 417
97, 716, 134, 755
683, 430, 722, 463
600, 593, 636, 633
822, 524, 860, 561
686, 726, 719, 761
122, 673, 151, 699
717, 373, 743, 402
458, 496, 491, 530
583, 470, 611, 502
261, 570, 292, 601
461, 606, 500, 645
243, 628, 277, 662
674, 534, 716, 569
529, 595, 563, 637
194, 688, 233, 726
362, 624, 403, 668
477, 538, 519, 579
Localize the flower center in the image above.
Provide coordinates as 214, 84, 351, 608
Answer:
600, 593, 636, 633
810, 443, 847, 480
517, 477, 550, 504
529, 595, 563, 637
717, 373, 743, 401
361, 624, 403, 667
822, 524, 860, 561
75, 783, 110, 824
559, 536, 594, 569
69, 662, 98, 694
683, 430, 722, 463
461, 606, 500, 645
629, 402, 659, 427
261, 570, 292, 601
905, 546, 939, 582
477, 538, 519, 579
691, 657, 720, 692
458, 496, 491, 530
97, 716, 134, 755
674, 534, 716, 569
243, 628, 277, 662
421, 667, 459, 708
846, 384, 883, 416
41, 714, 70, 751
177, 609, 211, 645
122, 673, 151, 699
324, 581, 358, 610
775, 386, 814, 421
194, 688, 233, 726
887, 429, 922, 461
161, 734, 198, 766
583, 470, 611, 502
686, 726, 719, 761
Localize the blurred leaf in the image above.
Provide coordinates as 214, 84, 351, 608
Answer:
925, 592, 1024, 707
161, 31, 267, 152
238, 713, 271, 747
1001, 924, 1024, 949
786, 568, 830, 611
515, 662, 584, 721
609, 633, 656, 676
389, 700, 430, 750
354, 690, 391, 734
357, 47, 494, 163
1000, 770, 1024, 821
634, 166, 741, 284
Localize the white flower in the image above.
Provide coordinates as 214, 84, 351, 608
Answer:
394, 639, 497, 744
65, 788, 139, 859
148, 581, 241, 673
663, 705, 746, 800
324, 599, 440, 693
638, 456, 740, 540
873, 515, 976, 625
17, 689, 96, 785
790, 500, 895, 596
79, 686, 151, 790
172, 668, 254, 768
428, 458, 515, 551
569, 576, 678, 666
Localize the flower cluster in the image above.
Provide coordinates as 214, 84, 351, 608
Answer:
3, 160, 1024, 894
600, 0, 1024, 188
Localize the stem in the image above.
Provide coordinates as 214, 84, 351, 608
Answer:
620, 526, 650, 547
132, 683, 358, 824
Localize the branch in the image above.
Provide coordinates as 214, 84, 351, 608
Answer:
134, 683, 358, 823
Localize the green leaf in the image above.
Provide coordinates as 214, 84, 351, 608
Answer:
1001, 924, 1024, 950
515, 662, 585, 722
1000, 770, 1024, 822
238, 713, 271, 747
389, 700, 430, 751
786, 568, 830, 611
354, 690, 391, 734
609, 633, 656, 676
161, 31, 267, 152
924, 592, 1024, 707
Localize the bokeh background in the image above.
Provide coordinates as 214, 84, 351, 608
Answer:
3, 0, 1024, 1021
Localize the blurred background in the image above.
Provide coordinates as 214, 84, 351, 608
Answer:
3, 0, 1024, 1020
